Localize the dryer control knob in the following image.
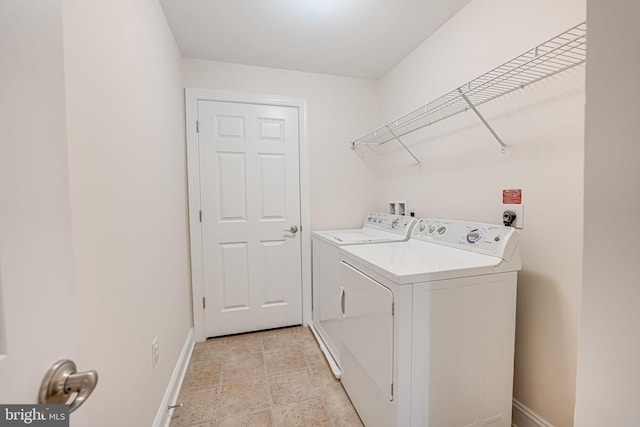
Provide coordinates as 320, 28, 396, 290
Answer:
466, 228, 483, 243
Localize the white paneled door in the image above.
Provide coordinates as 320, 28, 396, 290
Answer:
197, 100, 302, 337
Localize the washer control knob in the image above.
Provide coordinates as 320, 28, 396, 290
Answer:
466, 228, 482, 244
418, 224, 426, 232
436, 226, 447, 236
428, 224, 436, 234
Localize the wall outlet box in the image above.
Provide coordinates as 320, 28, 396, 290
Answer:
501, 204, 524, 229
389, 200, 408, 215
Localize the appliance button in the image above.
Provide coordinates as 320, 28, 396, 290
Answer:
437, 226, 447, 236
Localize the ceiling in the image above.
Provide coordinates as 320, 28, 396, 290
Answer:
159, 0, 472, 79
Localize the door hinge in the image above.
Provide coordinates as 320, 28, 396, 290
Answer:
199, 210, 202, 222
196, 120, 199, 133
202, 297, 206, 309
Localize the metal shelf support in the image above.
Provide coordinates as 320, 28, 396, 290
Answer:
387, 125, 421, 164
457, 89, 507, 153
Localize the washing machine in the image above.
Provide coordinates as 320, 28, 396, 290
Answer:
311, 213, 416, 377
338, 218, 521, 427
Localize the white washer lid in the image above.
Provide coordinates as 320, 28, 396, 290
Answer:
340, 239, 513, 285
313, 228, 407, 246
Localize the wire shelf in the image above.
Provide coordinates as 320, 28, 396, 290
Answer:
351, 22, 587, 154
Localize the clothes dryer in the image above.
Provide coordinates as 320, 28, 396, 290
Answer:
311, 213, 416, 377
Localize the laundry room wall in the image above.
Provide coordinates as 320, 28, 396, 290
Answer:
181, 59, 381, 230
575, 0, 640, 424
364, 0, 586, 426
61, 0, 192, 425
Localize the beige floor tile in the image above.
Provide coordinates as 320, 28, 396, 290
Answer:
272, 398, 331, 427
261, 326, 295, 338
262, 332, 295, 351
290, 326, 317, 346
265, 346, 307, 374
310, 364, 342, 395
301, 342, 328, 367
191, 338, 225, 363
225, 332, 264, 354
170, 386, 218, 427
269, 368, 319, 407
263, 326, 313, 350
323, 389, 362, 424
333, 413, 364, 427
221, 352, 264, 383
182, 359, 222, 390
216, 410, 273, 427
219, 376, 270, 417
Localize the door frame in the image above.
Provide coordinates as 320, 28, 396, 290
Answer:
185, 88, 311, 342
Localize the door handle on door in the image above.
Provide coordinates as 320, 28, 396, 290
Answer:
39, 359, 98, 413
283, 225, 298, 234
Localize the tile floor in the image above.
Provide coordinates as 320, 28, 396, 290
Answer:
169, 326, 364, 427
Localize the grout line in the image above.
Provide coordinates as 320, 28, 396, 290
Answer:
261, 334, 277, 427
212, 338, 223, 423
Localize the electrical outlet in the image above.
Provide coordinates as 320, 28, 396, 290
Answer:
152, 337, 159, 369
501, 204, 524, 229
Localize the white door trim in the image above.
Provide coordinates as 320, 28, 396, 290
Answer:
185, 88, 311, 342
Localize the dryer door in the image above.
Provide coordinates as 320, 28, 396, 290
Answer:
340, 260, 394, 402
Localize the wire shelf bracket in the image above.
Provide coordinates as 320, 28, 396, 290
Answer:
350, 21, 587, 161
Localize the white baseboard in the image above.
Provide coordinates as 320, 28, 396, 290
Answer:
512, 399, 554, 427
152, 327, 195, 427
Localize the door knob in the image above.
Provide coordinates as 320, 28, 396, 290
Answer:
283, 225, 298, 234
39, 359, 98, 413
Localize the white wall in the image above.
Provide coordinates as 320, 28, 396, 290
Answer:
0, 2, 84, 424
182, 59, 381, 230
374, 1, 586, 426
61, 0, 192, 425
574, 1, 640, 425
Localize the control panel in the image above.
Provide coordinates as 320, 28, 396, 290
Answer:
412, 218, 519, 258
363, 213, 415, 235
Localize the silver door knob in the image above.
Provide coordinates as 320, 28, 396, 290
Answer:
39, 360, 98, 413
284, 225, 298, 234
